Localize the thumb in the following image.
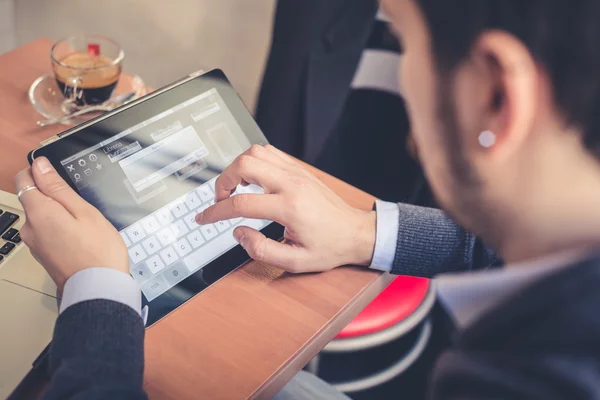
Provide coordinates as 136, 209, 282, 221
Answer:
233, 225, 306, 272
32, 157, 88, 217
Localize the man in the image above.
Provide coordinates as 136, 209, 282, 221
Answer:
17, 0, 600, 398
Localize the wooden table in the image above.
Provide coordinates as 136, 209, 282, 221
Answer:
0, 39, 393, 399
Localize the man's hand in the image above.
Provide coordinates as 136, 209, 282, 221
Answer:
15, 157, 128, 291
196, 145, 377, 273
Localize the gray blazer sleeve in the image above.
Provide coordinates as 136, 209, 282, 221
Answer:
391, 203, 502, 277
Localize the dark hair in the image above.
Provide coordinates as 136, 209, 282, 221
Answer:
416, 0, 600, 155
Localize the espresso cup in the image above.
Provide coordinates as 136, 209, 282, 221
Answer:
51, 35, 124, 106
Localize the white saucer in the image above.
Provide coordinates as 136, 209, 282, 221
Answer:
28, 73, 147, 126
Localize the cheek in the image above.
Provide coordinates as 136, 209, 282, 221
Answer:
400, 54, 436, 150
399, 55, 455, 206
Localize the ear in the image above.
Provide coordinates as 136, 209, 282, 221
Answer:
455, 30, 540, 162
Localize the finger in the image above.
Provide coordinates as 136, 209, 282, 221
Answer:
233, 225, 306, 271
263, 144, 299, 165
18, 222, 34, 247
14, 168, 49, 212
263, 145, 320, 183
246, 144, 297, 171
20, 224, 44, 267
214, 155, 286, 202
196, 194, 286, 225
215, 145, 293, 201
31, 157, 88, 217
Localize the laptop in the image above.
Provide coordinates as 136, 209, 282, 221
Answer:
0, 189, 58, 399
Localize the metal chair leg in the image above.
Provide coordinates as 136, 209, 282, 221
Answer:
330, 318, 432, 394
305, 354, 320, 375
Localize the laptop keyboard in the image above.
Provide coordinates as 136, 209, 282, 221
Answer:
0, 209, 21, 264
121, 178, 267, 301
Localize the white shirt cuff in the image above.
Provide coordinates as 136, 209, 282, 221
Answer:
60, 268, 143, 318
370, 200, 400, 272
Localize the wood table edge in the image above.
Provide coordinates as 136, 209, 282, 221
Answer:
250, 271, 395, 399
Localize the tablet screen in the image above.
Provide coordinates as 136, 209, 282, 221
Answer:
58, 87, 271, 302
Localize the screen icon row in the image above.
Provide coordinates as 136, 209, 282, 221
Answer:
67, 153, 99, 171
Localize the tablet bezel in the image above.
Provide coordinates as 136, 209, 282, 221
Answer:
29, 69, 284, 326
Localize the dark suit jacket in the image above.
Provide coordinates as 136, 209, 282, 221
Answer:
255, 0, 435, 204
43, 300, 147, 400
255, 0, 379, 164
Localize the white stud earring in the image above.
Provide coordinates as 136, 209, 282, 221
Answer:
478, 130, 496, 148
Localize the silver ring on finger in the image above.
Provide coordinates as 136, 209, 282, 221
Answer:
17, 185, 38, 201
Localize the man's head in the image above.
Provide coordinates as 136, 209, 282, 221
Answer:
382, 0, 600, 252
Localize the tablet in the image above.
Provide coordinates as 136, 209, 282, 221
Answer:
29, 69, 284, 326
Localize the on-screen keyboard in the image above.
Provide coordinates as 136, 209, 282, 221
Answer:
121, 179, 267, 301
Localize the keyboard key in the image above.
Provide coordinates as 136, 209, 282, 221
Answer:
160, 246, 179, 266
183, 218, 264, 272
163, 262, 190, 286
174, 238, 192, 257
230, 217, 243, 225
246, 184, 265, 194
207, 178, 216, 193
2, 228, 18, 242
2, 228, 21, 243
0, 242, 15, 256
184, 192, 201, 210
0, 212, 19, 236
197, 203, 211, 214
231, 185, 246, 196
184, 211, 199, 230
215, 219, 230, 233
126, 223, 147, 244
170, 220, 189, 239
196, 184, 214, 203
239, 219, 266, 231
157, 228, 176, 246
120, 231, 131, 247
170, 201, 188, 218
146, 255, 166, 274
128, 244, 147, 264
140, 216, 160, 234
200, 224, 218, 241
235, 184, 253, 195
141, 275, 169, 302
187, 230, 205, 249
131, 263, 151, 284
142, 236, 162, 256
155, 207, 174, 226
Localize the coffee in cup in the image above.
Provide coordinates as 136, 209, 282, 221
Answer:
51, 35, 124, 106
